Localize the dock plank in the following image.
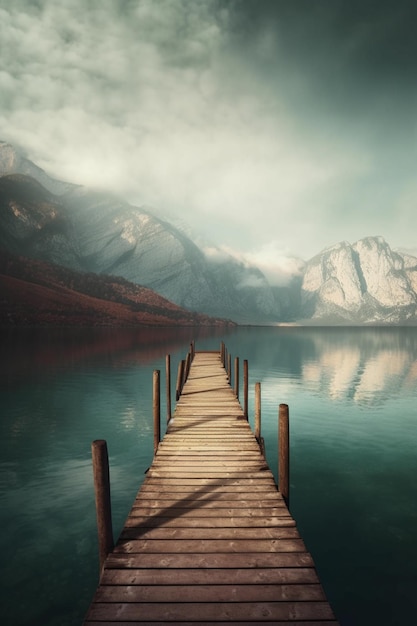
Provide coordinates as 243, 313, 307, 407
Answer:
100, 567, 320, 585
94, 583, 326, 603
86, 601, 335, 622
84, 350, 338, 624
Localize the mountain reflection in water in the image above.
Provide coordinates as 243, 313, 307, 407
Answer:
300, 329, 417, 404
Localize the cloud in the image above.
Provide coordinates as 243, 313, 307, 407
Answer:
1, 0, 417, 262
202, 245, 236, 265
245, 241, 306, 286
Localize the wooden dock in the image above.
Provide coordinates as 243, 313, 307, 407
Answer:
84, 349, 338, 624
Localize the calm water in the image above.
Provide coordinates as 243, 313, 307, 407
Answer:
1, 326, 417, 625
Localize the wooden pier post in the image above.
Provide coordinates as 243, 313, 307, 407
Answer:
166, 355, 171, 423
153, 370, 160, 455
220, 341, 225, 367
227, 353, 232, 383
176, 360, 185, 400
234, 357, 239, 398
91, 439, 114, 576
243, 359, 248, 420
279, 403, 290, 507
254, 382, 261, 441
184, 352, 191, 386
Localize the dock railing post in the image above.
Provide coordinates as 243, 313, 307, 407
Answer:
227, 353, 232, 383
243, 359, 248, 420
176, 360, 185, 400
184, 352, 191, 386
153, 370, 160, 455
91, 439, 114, 576
254, 382, 265, 455
166, 354, 171, 423
234, 357, 239, 398
279, 403, 290, 507
220, 342, 225, 367
254, 382, 261, 441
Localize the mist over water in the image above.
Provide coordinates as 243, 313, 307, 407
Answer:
1, 326, 417, 625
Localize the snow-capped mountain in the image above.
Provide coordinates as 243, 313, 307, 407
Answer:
301, 236, 417, 323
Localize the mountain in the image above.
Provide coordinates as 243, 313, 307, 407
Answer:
0, 249, 232, 327
0, 141, 72, 195
0, 142, 280, 323
2, 141, 417, 326
301, 236, 417, 324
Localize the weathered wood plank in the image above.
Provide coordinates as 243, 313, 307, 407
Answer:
151, 457, 268, 465
123, 515, 295, 528
140, 477, 278, 487
134, 490, 285, 507
100, 567, 320, 586
120, 526, 301, 540
127, 507, 291, 518
151, 455, 265, 462
157, 441, 261, 448
154, 447, 260, 453
123, 516, 296, 529
149, 464, 270, 472
131, 498, 289, 509
95, 583, 326, 603
104, 551, 316, 569
147, 468, 275, 477
85, 621, 339, 626
113, 538, 307, 554
137, 487, 278, 496
136, 490, 279, 498
161, 432, 255, 438
86, 601, 336, 622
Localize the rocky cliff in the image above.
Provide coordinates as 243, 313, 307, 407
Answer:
301, 236, 417, 323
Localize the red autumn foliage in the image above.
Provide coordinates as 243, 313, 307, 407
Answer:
0, 250, 234, 328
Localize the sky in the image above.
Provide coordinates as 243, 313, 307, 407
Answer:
1, 0, 417, 283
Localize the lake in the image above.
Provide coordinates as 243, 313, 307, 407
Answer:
1, 325, 416, 625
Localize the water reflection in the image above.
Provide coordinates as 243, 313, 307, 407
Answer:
0, 326, 226, 389
1, 326, 417, 626
222, 327, 417, 407
301, 328, 417, 405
